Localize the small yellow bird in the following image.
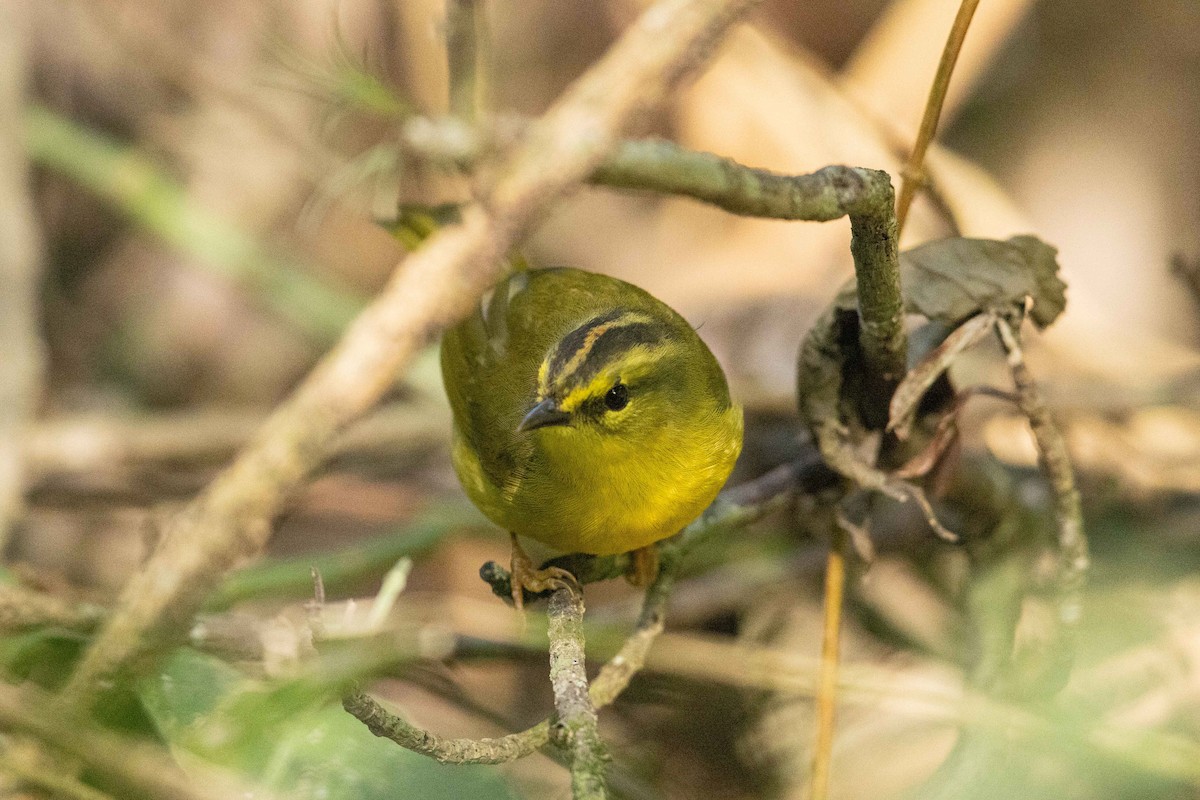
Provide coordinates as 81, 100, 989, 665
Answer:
441, 267, 743, 606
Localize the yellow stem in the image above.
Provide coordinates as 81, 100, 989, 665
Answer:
895, 0, 981, 236
810, 528, 847, 800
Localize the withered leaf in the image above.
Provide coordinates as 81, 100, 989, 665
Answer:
900, 235, 1066, 329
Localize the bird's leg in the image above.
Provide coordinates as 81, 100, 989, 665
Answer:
509, 532, 578, 611
626, 545, 660, 588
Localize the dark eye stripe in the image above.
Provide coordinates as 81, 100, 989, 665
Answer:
572, 323, 664, 385
546, 311, 667, 386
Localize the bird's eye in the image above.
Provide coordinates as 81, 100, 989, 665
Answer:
604, 382, 629, 411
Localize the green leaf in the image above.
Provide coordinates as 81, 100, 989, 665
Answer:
0, 628, 89, 690
900, 235, 1066, 329
140, 648, 516, 800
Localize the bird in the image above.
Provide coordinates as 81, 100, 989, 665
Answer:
440, 267, 743, 608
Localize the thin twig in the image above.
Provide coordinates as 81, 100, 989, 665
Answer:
60, 0, 762, 711
895, 0, 982, 235
547, 587, 608, 799
994, 316, 1088, 626
342, 689, 548, 764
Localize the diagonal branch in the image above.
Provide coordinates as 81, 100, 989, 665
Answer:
60, 0, 765, 711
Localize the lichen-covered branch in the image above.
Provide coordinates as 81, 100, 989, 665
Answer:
596, 138, 907, 412
342, 689, 548, 764
60, 0, 763, 710
592, 140, 891, 221
547, 587, 608, 799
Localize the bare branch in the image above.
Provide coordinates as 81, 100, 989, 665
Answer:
342, 689, 549, 764
547, 587, 608, 799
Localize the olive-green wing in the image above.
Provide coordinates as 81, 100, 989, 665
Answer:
440, 270, 564, 490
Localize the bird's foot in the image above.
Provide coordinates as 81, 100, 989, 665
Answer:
510, 533, 578, 612
625, 545, 660, 588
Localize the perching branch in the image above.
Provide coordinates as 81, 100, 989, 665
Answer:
60, 0, 764, 711
346, 536, 680, 764
345, 457, 827, 767
547, 587, 608, 800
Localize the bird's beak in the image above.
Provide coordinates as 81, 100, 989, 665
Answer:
517, 398, 571, 432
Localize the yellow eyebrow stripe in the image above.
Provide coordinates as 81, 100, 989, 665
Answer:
558, 318, 623, 382
540, 310, 656, 394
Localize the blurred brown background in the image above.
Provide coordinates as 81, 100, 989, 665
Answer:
3, 1, 1200, 799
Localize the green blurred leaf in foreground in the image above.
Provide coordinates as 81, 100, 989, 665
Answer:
139, 648, 517, 800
